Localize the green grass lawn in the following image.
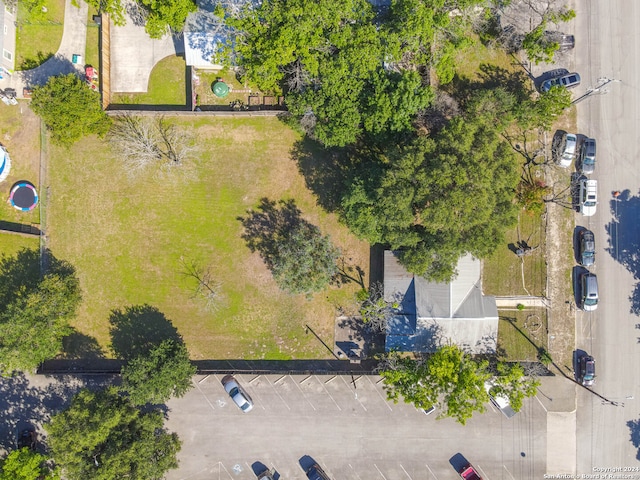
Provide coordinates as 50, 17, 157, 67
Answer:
15, 0, 65, 70
111, 56, 186, 106
483, 211, 546, 296
47, 117, 370, 360
0, 103, 41, 254
85, 7, 100, 69
497, 308, 548, 361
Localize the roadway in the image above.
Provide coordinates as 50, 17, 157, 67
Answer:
574, 0, 640, 473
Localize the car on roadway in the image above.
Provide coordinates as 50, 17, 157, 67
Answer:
580, 272, 599, 311
579, 355, 596, 387
580, 138, 597, 174
559, 133, 577, 168
578, 178, 597, 217
459, 463, 482, 480
579, 229, 596, 266
222, 375, 254, 412
306, 463, 331, 480
541, 72, 581, 92
17, 427, 36, 451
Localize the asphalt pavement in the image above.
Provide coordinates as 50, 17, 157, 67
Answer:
574, 0, 640, 473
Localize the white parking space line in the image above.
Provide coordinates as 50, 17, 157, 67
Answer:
215, 462, 234, 479
425, 464, 439, 479
348, 463, 364, 479
290, 375, 317, 411
502, 465, 516, 480
193, 379, 216, 412
400, 464, 413, 479
264, 375, 291, 411
367, 376, 393, 411
373, 464, 389, 480
316, 375, 342, 411
476, 464, 490, 480
197, 375, 210, 384
339, 375, 367, 411
273, 375, 286, 385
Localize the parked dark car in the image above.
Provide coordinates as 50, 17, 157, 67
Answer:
579, 229, 596, 266
580, 138, 597, 174
257, 467, 276, 480
579, 355, 596, 387
541, 72, 581, 92
306, 463, 331, 480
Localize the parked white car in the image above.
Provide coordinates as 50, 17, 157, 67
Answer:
559, 133, 577, 168
579, 178, 597, 216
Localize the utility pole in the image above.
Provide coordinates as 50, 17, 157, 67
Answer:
571, 77, 621, 104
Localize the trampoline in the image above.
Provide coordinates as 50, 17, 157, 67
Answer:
9, 181, 38, 211
0, 146, 10, 183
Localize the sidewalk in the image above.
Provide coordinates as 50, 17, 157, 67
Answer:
0, 0, 88, 97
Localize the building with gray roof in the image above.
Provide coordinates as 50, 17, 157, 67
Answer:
384, 250, 498, 354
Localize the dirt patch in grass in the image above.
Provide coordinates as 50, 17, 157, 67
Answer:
46, 117, 370, 360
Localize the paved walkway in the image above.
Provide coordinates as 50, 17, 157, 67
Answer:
0, 0, 88, 97
495, 295, 551, 308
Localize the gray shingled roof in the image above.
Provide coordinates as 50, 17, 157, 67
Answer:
383, 251, 498, 354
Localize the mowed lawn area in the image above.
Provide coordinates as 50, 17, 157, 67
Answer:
47, 117, 370, 360
0, 102, 41, 255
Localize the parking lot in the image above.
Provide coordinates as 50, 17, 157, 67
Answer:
165, 374, 547, 480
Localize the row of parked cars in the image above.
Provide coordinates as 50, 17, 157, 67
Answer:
551, 74, 598, 388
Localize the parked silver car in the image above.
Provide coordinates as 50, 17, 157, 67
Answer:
559, 133, 577, 168
580, 138, 597, 174
541, 72, 581, 92
222, 375, 254, 412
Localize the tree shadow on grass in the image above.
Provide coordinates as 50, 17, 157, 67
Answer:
60, 329, 105, 360
238, 198, 305, 270
109, 305, 183, 361
290, 137, 354, 212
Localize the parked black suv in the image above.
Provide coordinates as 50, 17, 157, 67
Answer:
306, 463, 331, 480
580, 138, 597, 174
579, 355, 596, 387
579, 229, 596, 266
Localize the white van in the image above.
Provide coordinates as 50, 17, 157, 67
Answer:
484, 381, 516, 418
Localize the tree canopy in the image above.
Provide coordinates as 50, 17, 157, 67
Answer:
46, 388, 181, 480
340, 107, 521, 281
140, 0, 197, 39
0, 249, 81, 374
0, 448, 59, 480
227, 0, 435, 146
379, 346, 539, 424
121, 339, 196, 405
30, 74, 111, 147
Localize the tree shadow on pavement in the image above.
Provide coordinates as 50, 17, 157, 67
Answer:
109, 305, 183, 361
627, 418, 640, 460
604, 189, 640, 314
0, 373, 109, 452
19, 55, 77, 88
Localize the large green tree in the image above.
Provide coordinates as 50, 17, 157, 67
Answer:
30, 74, 111, 147
46, 388, 181, 480
0, 449, 59, 480
140, 0, 197, 39
379, 346, 539, 425
341, 110, 520, 281
121, 339, 196, 405
240, 198, 341, 295
227, 0, 433, 146
0, 249, 81, 374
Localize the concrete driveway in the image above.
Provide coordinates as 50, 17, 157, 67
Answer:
109, 17, 184, 93
165, 373, 547, 480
